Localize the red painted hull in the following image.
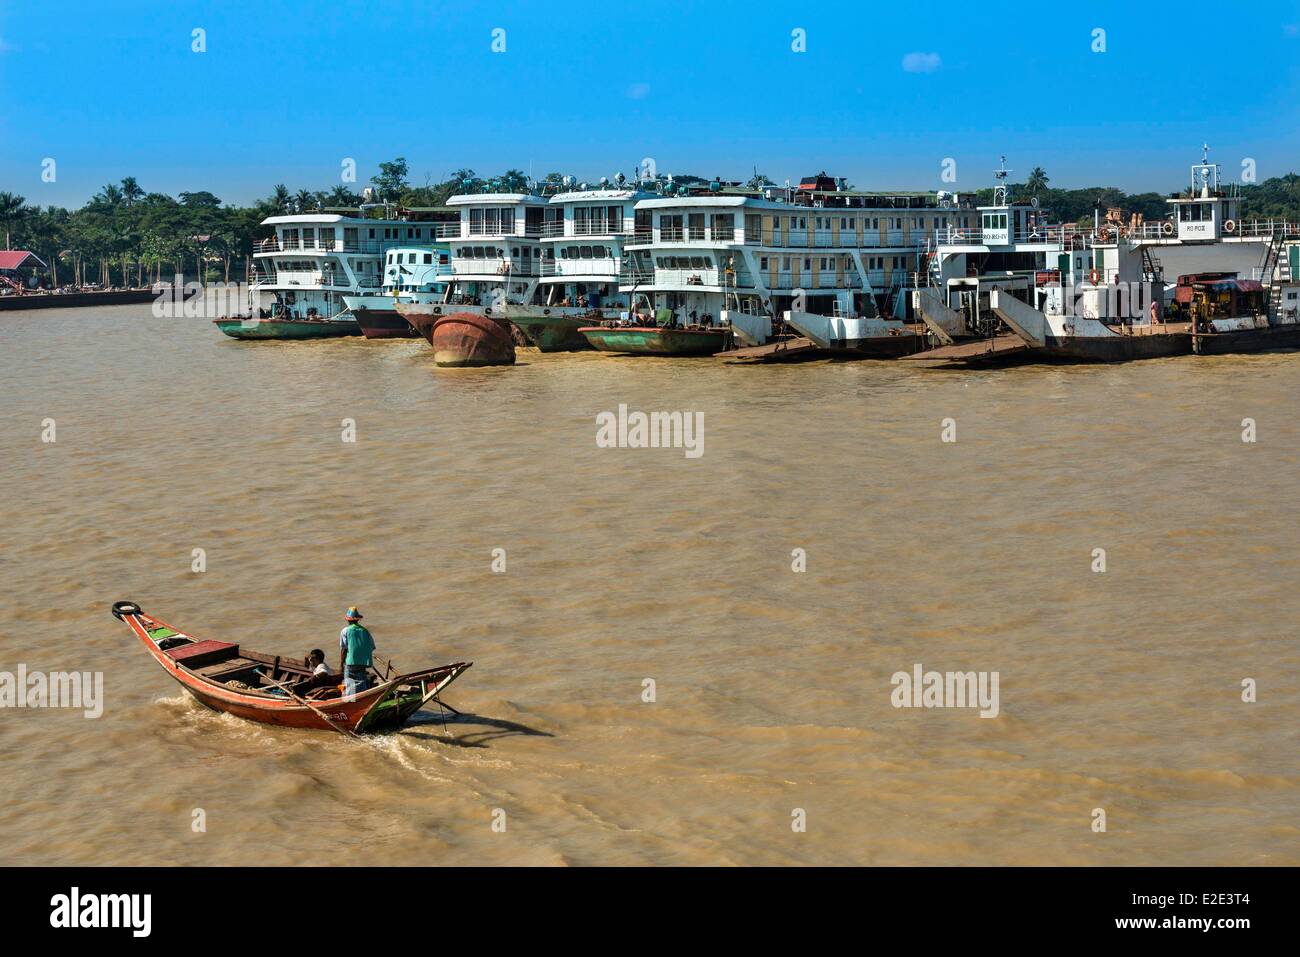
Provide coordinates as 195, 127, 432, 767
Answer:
409, 311, 516, 367
353, 307, 420, 339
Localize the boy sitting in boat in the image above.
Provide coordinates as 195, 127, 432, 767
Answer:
306, 649, 332, 676
339, 607, 376, 695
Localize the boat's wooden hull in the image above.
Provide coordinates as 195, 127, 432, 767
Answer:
213, 317, 361, 340
352, 306, 420, 339
114, 603, 469, 734
579, 325, 728, 356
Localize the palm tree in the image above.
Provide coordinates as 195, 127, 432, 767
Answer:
0, 191, 27, 249
96, 183, 125, 208
499, 169, 529, 191
1025, 167, 1050, 197
326, 185, 357, 207
271, 184, 291, 211
120, 177, 144, 207
293, 189, 316, 213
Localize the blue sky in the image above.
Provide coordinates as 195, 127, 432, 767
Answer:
2, 0, 1298, 206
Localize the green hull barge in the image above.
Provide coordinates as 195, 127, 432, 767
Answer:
578, 324, 729, 356
213, 316, 362, 340
510, 315, 595, 352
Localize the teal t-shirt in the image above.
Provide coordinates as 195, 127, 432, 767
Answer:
339, 624, 375, 667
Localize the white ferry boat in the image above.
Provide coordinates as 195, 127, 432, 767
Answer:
594, 172, 976, 357
217, 205, 456, 339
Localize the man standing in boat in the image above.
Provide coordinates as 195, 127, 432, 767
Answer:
338, 607, 376, 697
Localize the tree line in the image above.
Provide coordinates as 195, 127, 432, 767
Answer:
3, 161, 1299, 288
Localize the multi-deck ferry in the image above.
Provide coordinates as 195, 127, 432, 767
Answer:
599, 172, 975, 357
398, 181, 650, 350
216, 205, 456, 339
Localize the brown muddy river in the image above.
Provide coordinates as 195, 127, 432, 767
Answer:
1, 303, 1297, 865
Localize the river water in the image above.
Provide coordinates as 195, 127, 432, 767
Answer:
1, 303, 1296, 865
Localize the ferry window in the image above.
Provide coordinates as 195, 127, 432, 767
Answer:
485, 209, 500, 233
656, 257, 666, 267
691, 257, 705, 268
607, 206, 621, 231
440, 254, 449, 264
407, 253, 416, 264
567, 246, 579, 259
760, 257, 769, 269
512, 247, 520, 258
803, 258, 811, 270
368, 228, 376, 239
594, 246, 607, 258
470, 209, 484, 233
424, 254, 433, 264
782, 257, 791, 270
580, 246, 592, 259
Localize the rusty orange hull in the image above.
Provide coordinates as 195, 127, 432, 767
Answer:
407, 310, 516, 367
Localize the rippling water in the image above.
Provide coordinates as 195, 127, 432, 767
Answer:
1, 303, 1296, 865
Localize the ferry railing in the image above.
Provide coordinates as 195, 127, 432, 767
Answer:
743, 229, 917, 248
538, 222, 632, 238
255, 232, 460, 254
542, 259, 619, 278
464, 225, 546, 239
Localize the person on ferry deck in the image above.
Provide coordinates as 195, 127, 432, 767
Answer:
338, 607, 376, 695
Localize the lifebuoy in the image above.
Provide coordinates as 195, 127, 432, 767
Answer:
1088, 268, 1101, 284
112, 600, 142, 620
1224, 219, 1236, 233
1098, 227, 1111, 242
1162, 221, 1175, 236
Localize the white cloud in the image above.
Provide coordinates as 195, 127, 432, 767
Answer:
901, 51, 941, 73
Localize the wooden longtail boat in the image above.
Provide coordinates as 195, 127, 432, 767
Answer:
112, 601, 470, 735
